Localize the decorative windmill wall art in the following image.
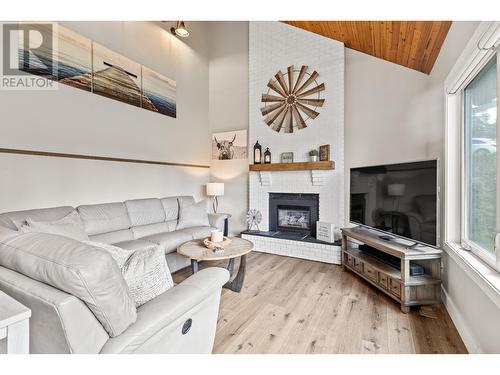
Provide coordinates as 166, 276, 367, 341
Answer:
260, 65, 325, 133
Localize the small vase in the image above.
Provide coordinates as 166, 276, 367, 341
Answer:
310, 155, 318, 162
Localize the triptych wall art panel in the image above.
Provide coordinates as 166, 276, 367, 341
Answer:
17, 23, 177, 118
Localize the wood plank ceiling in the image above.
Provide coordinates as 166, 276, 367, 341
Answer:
282, 21, 452, 74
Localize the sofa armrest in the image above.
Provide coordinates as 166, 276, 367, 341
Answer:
100, 267, 230, 354
177, 266, 229, 290
0, 266, 109, 354
208, 213, 227, 231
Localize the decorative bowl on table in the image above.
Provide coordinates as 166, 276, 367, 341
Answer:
203, 236, 232, 251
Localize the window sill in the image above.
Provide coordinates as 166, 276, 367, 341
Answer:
444, 241, 500, 309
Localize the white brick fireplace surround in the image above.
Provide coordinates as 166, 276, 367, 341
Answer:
246, 22, 344, 264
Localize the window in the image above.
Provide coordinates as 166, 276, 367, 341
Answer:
463, 56, 498, 264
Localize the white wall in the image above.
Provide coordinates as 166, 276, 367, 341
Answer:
345, 50, 432, 169
344, 49, 434, 225
0, 21, 211, 211
208, 22, 249, 235
441, 251, 500, 353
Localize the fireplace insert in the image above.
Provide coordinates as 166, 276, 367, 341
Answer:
269, 193, 319, 237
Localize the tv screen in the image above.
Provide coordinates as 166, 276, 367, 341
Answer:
349, 160, 438, 246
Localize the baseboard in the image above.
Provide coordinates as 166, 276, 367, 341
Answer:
441, 286, 482, 353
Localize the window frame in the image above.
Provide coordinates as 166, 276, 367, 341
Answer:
460, 53, 499, 269
443, 22, 500, 308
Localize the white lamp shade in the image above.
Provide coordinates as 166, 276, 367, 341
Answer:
387, 183, 406, 197
206, 182, 224, 196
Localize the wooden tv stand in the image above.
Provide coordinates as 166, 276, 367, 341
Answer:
341, 227, 442, 313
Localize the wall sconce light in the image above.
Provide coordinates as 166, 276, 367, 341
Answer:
170, 21, 190, 38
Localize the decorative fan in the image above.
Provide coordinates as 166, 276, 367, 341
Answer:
261, 65, 325, 133
246, 209, 262, 231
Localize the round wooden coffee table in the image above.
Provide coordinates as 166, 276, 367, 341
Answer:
177, 237, 253, 293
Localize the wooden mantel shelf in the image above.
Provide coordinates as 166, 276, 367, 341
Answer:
249, 161, 335, 172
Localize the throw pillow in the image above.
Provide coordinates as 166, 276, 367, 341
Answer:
20, 210, 89, 241
122, 246, 174, 307
85, 241, 173, 307
176, 199, 210, 230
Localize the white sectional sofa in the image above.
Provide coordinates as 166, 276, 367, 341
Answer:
0, 196, 229, 354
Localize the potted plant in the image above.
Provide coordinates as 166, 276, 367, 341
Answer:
309, 149, 319, 162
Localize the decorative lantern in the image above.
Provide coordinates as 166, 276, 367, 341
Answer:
253, 141, 262, 164
264, 148, 271, 164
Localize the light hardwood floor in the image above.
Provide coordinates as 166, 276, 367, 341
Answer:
173, 251, 467, 354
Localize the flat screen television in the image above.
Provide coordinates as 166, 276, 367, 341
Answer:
349, 160, 438, 247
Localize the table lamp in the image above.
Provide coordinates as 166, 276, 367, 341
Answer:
206, 182, 224, 213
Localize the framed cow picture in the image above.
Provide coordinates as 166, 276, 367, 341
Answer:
212, 130, 248, 160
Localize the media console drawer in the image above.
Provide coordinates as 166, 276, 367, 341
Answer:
389, 278, 401, 297
363, 264, 378, 282
353, 258, 363, 272
378, 273, 388, 289
346, 254, 354, 267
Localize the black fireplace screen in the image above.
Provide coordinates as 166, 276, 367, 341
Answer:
278, 207, 311, 229
269, 193, 319, 237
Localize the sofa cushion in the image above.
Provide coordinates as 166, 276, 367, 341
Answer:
125, 198, 165, 227
89, 229, 134, 244
141, 230, 192, 254
113, 239, 158, 253
0, 232, 137, 337
166, 219, 177, 232
160, 197, 179, 221
179, 226, 215, 240
131, 222, 170, 239
19, 210, 89, 242
177, 200, 210, 230
208, 213, 227, 232
0, 206, 74, 231
122, 246, 174, 307
77, 202, 132, 236
165, 252, 191, 273
177, 196, 195, 207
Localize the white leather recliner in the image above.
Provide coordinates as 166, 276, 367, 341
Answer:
0, 196, 230, 354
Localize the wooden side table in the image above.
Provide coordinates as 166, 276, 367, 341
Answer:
177, 237, 253, 292
0, 291, 31, 354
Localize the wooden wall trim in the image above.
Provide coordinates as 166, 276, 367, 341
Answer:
0, 148, 210, 169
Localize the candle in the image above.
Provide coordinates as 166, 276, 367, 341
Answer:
211, 230, 224, 243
